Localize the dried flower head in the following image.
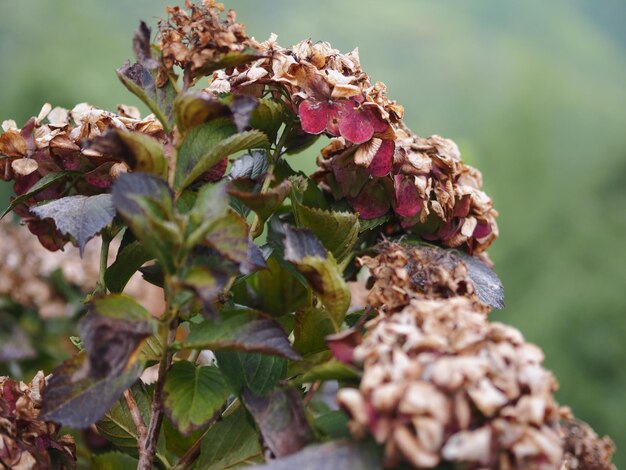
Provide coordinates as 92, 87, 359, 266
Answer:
205, 34, 496, 253
0, 372, 76, 469
359, 241, 490, 313
158, 0, 260, 81
337, 298, 566, 469
0, 219, 164, 317
0, 103, 163, 250
561, 418, 616, 470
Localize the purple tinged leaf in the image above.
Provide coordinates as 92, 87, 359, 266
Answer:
185, 307, 300, 360
40, 354, 143, 428
229, 150, 269, 182
242, 388, 311, 458
30, 194, 115, 255
251, 440, 383, 470
283, 225, 327, 261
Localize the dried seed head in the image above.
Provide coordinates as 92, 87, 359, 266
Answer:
359, 242, 487, 313
335, 298, 615, 469
0, 372, 76, 468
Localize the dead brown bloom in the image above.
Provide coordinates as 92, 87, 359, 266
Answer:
0, 372, 76, 469
336, 298, 575, 469
359, 242, 488, 313
561, 418, 616, 470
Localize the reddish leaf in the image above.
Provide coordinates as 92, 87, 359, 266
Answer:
242, 388, 311, 458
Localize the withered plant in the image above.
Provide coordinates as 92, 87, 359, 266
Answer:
0, 1, 615, 469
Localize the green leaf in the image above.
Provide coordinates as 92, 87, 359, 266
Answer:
252, 440, 383, 470
91, 452, 138, 470
163, 362, 230, 435
1, 170, 75, 219
358, 214, 390, 233
242, 388, 311, 458
204, 211, 249, 264
112, 172, 179, 273
175, 118, 269, 191
184, 306, 300, 360
192, 406, 263, 470
229, 180, 291, 233
80, 294, 155, 378
30, 194, 115, 255
291, 360, 360, 385
96, 383, 168, 463
105, 240, 153, 293
40, 354, 142, 428
250, 256, 309, 317
216, 351, 287, 395
182, 265, 231, 319
249, 98, 286, 142
229, 150, 269, 182
313, 410, 351, 440
117, 130, 168, 178
293, 204, 359, 263
117, 62, 176, 132
283, 226, 351, 329
294, 308, 336, 357
175, 90, 230, 133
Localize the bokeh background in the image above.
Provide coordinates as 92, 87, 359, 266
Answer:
1, 0, 625, 465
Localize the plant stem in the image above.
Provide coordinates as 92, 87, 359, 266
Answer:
94, 230, 111, 295
137, 319, 177, 470
123, 389, 147, 445
248, 121, 293, 238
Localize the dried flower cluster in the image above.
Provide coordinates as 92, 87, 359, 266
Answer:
0, 103, 162, 250
0, 372, 75, 469
337, 298, 563, 468
561, 418, 616, 470
359, 242, 490, 313
158, 0, 259, 81
0, 219, 164, 317
205, 26, 497, 253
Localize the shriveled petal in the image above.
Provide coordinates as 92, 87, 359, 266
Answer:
298, 99, 332, 135
394, 174, 423, 217
336, 101, 374, 144
367, 140, 394, 177
348, 179, 390, 219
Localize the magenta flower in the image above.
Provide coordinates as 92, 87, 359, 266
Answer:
298, 98, 388, 144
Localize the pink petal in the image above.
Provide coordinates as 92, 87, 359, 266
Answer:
348, 179, 390, 219
473, 221, 492, 238
368, 108, 389, 134
336, 101, 374, 144
393, 174, 423, 217
453, 195, 471, 217
327, 329, 361, 364
367, 140, 394, 177
299, 100, 331, 135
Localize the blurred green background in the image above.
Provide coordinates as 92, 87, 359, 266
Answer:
1, 0, 625, 465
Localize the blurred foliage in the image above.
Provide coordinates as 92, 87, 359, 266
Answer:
1, 0, 625, 466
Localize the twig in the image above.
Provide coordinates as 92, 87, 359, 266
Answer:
303, 381, 321, 406
137, 320, 177, 470
248, 121, 293, 239
123, 389, 147, 445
